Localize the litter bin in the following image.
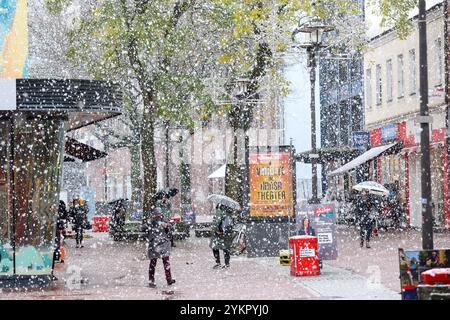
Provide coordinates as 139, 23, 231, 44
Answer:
289, 235, 320, 277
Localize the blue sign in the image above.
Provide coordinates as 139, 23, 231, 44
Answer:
381, 123, 398, 142
352, 131, 370, 151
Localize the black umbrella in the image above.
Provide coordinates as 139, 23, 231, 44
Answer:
166, 188, 179, 198
153, 191, 166, 201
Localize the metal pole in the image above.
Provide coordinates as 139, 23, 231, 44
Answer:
104, 156, 107, 203
418, 0, 433, 249
310, 45, 319, 204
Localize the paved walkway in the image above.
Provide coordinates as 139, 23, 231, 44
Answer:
1, 226, 447, 300
326, 225, 450, 292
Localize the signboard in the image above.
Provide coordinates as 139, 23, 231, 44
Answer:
398, 249, 450, 300
249, 148, 294, 218
297, 203, 338, 260
0, 0, 29, 78
429, 86, 445, 98
352, 131, 370, 151
381, 123, 398, 142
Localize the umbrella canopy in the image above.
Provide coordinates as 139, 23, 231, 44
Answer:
207, 194, 241, 210
153, 188, 179, 201
165, 188, 179, 197
352, 181, 390, 196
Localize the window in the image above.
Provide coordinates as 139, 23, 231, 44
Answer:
376, 64, 382, 105
409, 49, 416, 94
435, 38, 443, 85
366, 68, 372, 108
386, 59, 393, 101
126, 176, 132, 199
397, 54, 404, 98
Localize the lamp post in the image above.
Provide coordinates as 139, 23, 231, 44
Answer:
294, 18, 335, 204
418, 0, 433, 249
226, 78, 251, 210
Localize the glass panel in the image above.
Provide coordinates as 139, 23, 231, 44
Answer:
12, 113, 66, 276
0, 120, 13, 276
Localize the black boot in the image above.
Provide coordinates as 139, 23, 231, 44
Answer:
167, 279, 176, 286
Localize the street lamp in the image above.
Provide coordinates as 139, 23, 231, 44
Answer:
226, 77, 251, 210
293, 17, 335, 204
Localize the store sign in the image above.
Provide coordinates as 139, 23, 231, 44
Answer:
0, 80, 17, 110
352, 131, 370, 151
249, 148, 294, 218
381, 124, 398, 142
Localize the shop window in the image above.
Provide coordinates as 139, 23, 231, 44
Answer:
0, 120, 13, 276
435, 38, 442, 86
12, 113, 66, 276
397, 54, 404, 98
409, 49, 416, 95
386, 59, 393, 102
376, 64, 382, 106
366, 68, 372, 109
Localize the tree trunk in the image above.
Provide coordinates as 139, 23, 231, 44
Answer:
141, 95, 158, 216
130, 141, 142, 211
179, 134, 191, 207
225, 129, 244, 206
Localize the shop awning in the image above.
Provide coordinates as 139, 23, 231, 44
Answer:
64, 137, 107, 162
328, 142, 398, 176
208, 164, 226, 179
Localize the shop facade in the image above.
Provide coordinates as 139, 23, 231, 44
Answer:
0, 79, 122, 285
368, 117, 450, 229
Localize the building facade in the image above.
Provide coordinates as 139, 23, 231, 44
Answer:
319, 0, 366, 200
363, 2, 450, 229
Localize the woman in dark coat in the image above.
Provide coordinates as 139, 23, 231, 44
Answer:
147, 209, 176, 288
209, 204, 234, 269
297, 217, 315, 236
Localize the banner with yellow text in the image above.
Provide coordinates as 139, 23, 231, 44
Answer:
249, 150, 294, 218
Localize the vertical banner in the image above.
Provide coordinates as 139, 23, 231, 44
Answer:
297, 203, 338, 260
0, 0, 29, 78
249, 147, 294, 219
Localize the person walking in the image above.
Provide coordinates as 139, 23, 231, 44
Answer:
147, 209, 176, 288
210, 204, 234, 269
156, 193, 176, 247
54, 200, 68, 262
357, 193, 376, 249
71, 198, 88, 248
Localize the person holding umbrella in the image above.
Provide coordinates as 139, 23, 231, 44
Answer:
207, 194, 240, 269
147, 208, 176, 288
209, 200, 238, 270
356, 191, 377, 248
155, 188, 178, 247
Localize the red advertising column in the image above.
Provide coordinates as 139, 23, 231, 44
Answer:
289, 236, 320, 277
